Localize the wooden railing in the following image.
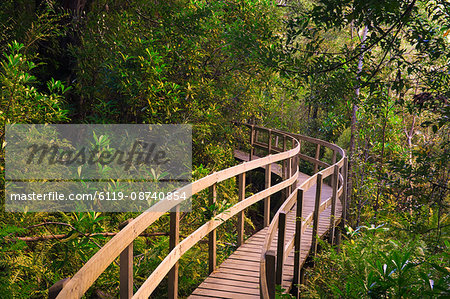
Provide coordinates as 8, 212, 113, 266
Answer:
258, 129, 348, 298
52, 126, 300, 298
50, 124, 347, 299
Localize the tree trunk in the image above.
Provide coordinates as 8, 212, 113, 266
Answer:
347, 25, 368, 221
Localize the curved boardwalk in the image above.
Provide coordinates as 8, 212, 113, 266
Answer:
189, 150, 342, 298
50, 124, 347, 299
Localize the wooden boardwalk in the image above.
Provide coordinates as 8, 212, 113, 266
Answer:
50, 124, 347, 299
189, 151, 342, 298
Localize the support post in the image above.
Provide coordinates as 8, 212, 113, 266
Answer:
335, 224, 342, 251
311, 173, 322, 256
313, 144, 321, 173
238, 173, 245, 246
264, 164, 272, 227
276, 211, 287, 285
268, 129, 272, 154
209, 183, 217, 274
300, 266, 307, 285
332, 150, 337, 165
249, 125, 255, 161
283, 135, 287, 179
119, 219, 133, 299
291, 153, 298, 191
293, 189, 304, 292
168, 206, 180, 299
287, 157, 292, 195
48, 278, 70, 299
266, 251, 276, 299
329, 165, 339, 245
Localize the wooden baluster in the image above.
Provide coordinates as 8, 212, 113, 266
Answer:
119, 219, 134, 299
48, 278, 70, 299
313, 144, 321, 173
292, 143, 298, 190
300, 266, 307, 285
287, 157, 292, 196
291, 148, 297, 191
283, 134, 287, 171
265, 251, 276, 299
276, 211, 287, 285
168, 206, 180, 299
249, 125, 255, 161
238, 173, 245, 246
268, 129, 272, 154
329, 165, 339, 246
209, 183, 217, 274
311, 173, 322, 256
264, 163, 272, 227
293, 140, 300, 190
332, 150, 337, 165
293, 189, 303, 292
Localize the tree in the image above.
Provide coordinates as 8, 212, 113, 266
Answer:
272, 0, 449, 224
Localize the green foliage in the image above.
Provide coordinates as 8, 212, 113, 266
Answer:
302, 225, 450, 298
71, 0, 278, 123
0, 41, 69, 127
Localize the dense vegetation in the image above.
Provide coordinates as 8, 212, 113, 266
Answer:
0, 0, 448, 298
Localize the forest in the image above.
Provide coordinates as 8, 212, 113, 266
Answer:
0, 0, 448, 298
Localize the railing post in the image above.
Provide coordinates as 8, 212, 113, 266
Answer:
119, 219, 134, 299
283, 135, 287, 182
238, 173, 245, 246
293, 189, 303, 292
264, 164, 272, 227
265, 251, 276, 299
329, 165, 339, 246
313, 144, 321, 173
268, 129, 272, 154
312, 173, 322, 257
255, 129, 259, 145
48, 278, 70, 299
332, 150, 337, 165
276, 211, 286, 285
300, 266, 307, 285
291, 151, 297, 191
275, 135, 279, 148
287, 157, 292, 195
209, 183, 217, 274
168, 206, 180, 299
249, 125, 255, 161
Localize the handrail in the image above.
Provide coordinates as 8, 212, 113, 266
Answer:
55, 124, 300, 299
133, 171, 299, 298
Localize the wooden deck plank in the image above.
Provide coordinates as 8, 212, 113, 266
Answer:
191, 288, 260, 299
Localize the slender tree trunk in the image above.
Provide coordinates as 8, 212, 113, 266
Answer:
374, 110, 388, 219
347, 26, 368, 222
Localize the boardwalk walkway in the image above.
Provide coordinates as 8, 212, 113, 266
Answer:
51, 124, 347, 299
189, 150, 342, 298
